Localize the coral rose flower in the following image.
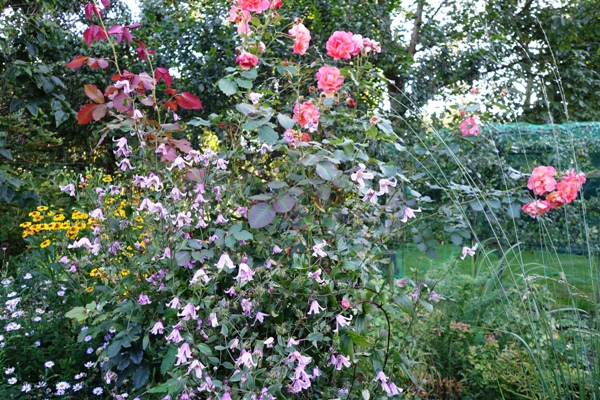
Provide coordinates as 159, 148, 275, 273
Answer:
527, 166, 557, 196
326, 31, 359, 60
293, 101, 320, 130
289, 23, 311, 55
236, 52, 259, 70
522, 200, 551, 217
237, 0, 270, 13
459, 115, 480, 136
316, 66, 344, 97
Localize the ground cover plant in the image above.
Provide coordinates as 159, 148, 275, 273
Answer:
1, 0, 599, 399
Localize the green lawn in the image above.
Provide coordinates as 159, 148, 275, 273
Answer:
393, 243, 598, 307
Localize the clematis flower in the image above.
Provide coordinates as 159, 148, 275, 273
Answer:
150, 321, 165, 335
401, 206, 421, 223
138, 293, 151, 305
460, 243, 478, 260
378, 178, 397, 195
316, 66, 344, 97
312, 240, 327, 258
459, 115, 480, 136
308, 300, 325, 315
350, 163, 374, 189
178, 303, 199, 321
166, 297, 181, 309
216, 254, 235, 270
333, 314, 352, 332
174, 342, 192, 366
362, 189, 379, 204
289, 22, 311, 55
328, 353, 351, 370
308, 269, 325, 283
59, 183, 76, 197
186, 359, 206, 379
236, 263, 255, 282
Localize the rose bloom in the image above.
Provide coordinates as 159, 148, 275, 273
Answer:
545, 191, 568, 209
316, 66, 344, 97
527, 166, 557, 196
237, 0, 270, 13
288, 23, 311, 55
293, 101, 320, 129
326, 31, 359, 60
522, 200, 551, 217
227, 6, 252, 35
555, 179, 581, 203
459, 115, 480, 136
236, 52, 259, 70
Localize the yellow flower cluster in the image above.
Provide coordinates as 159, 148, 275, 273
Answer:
21, 206, 91, 242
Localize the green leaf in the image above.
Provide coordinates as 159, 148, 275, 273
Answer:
0, 149, 13, 161
315, 161, 338, 181
277, 113, 295, 129
233, 230, 253, 241
258, 126, 278, 144
273, 194, 295, 213
160, 347, 177, 375
507, 203, 521, 218
129, 349, 143, 364
346, 330, 369, 346
218, 78, 238, 96
106, 340, 122, 358
267, 181, 288, 189
197, 343, 213, 356
26, 103, 39, 117
306, 332, 323, 342
133, 364, 150, 389
300, 154, 319, 166
65, 307, 88, 322
175, 251, 191, 266
248, 203, 276, 229
55, 109, 69, 127
241, 68, 258, 80
236, 78, 253, 89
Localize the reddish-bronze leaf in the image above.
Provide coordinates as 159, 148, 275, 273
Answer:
66, 55, 88, 69
84, 84, 105, 104
175, 92, 203, 110
92, 104, 107, 121
77, 103, 98, 125
165, 100, 177, 111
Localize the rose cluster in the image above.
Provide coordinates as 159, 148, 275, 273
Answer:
522, 166, 586, 217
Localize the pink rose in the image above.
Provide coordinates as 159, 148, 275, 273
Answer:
293, 101, 320, 130
237, 0, 270, 13
527, 166, 557, 196
459, 115, 480, 136
288, 23, 311, 55
316, 66, 344, 97
236, 52, 259, 70
522, 200, 550, 217
227, 6, 252, 34
326, 31, 359, 60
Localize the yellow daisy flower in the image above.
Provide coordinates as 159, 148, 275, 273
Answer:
102, 175, 112, 183
40, 240, 51, 248
20, 222, 32, 228
36, 206, 48, 212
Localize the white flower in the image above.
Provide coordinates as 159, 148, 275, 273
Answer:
4, 367, 14, 375
312, 240, 327, 258
460, 243, 479, 260
23, 273, 32, 280
21, 383, 32, 392
44, 361, 55, 368
93, 387, 104, 395
350, 163, 374, 189
8, 377, 17, 384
